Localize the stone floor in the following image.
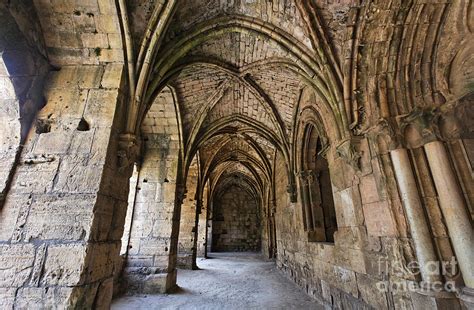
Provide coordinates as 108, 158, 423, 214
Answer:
112, 253, 323, 310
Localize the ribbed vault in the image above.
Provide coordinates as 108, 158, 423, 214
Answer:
157, 3, 319, 204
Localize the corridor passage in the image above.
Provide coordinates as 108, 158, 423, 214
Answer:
112, 253, 323, 310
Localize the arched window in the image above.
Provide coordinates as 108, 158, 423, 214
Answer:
299, 124, 337, 243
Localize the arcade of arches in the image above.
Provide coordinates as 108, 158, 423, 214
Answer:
0, 0, 473, 309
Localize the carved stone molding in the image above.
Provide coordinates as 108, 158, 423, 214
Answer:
397, 100, 474, 148
372, 118, 404, 153
297, 170, 320, 183
398, 107, 439, 148
268, 199, 277, 215
439, 95, 474, 141
118, 133, 140, 171
336, 138, 362, 172
175, 184, 187, 206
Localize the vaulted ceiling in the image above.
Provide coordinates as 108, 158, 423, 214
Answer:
146, 0, 321, 198
120, 0, 464, 202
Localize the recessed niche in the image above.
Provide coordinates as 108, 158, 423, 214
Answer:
77, 118, 90, 131
35, 119, 51, 134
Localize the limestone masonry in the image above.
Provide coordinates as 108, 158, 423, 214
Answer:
0, 0, 473, 309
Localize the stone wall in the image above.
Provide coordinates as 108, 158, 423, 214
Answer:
1, 1, 473, 309
212, 186, 261, 252
275, 148, 393, 309
0, 63, 129, 308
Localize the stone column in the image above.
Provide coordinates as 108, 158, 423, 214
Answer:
424, 141, 474, 296
191, 199, 203, 269
307, 171, 319, 230
299, 171, 313, 231
391, 148, 441, 284
307, 170, 327, 241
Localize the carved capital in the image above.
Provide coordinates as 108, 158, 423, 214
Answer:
372, 118, 404, 153
175, 185, 187, 205
398, 107, 439, 148
296, 170, 309, 180
336, 138, 362, 172
438, 96, 474, 141
117, 133, 140, 171
297, 170, 319, 184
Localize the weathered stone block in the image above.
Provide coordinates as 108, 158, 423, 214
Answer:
53, 156, 103, 193
0, 244, 35, 287
10, 160, 59, 194
0, 288, 15, 309
45, 66, 104, 90
359, 175, 380, 204
362, 201, 397, 237
0, 195, 25, 241
334, 226, 367, 250
101, 63, 124, 89
85, 243, 118, 283
357, 273, 389, 309
39, 88, 88, 120
83, 89, 119, 127
41, 244, 87, 286
34, 131, 73, 154
24, 194, 94, 241
334, 186, 364, 227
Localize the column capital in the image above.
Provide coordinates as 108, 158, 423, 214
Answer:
335, 138, 362, 172
296, 170, 314, 183
118, 133, 140, 171
175, 185, 187, 205
371, 118, 404, 153
396, 102, 473, 148
398, 107, 439, 148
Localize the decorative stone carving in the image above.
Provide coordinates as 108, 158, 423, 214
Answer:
118, 133, 140, 171
454, 95, 474, 138
398, 107, 439, 148
373, 118, 404, 153
175, 185, 187, 206
336, 138, 362, 172
397, 100, 474, 148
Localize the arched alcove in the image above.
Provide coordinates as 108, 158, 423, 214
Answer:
299, 123, 337, 243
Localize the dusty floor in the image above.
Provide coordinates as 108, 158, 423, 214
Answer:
112, 253, 323, 309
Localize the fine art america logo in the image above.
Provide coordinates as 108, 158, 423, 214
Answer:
375, 257, 460, 293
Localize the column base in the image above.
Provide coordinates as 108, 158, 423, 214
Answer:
411, 287, 461, 310
122, 267, 177, 294
460, 287, 474, 309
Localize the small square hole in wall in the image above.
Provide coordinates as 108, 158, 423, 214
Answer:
35, 119, 51, 134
